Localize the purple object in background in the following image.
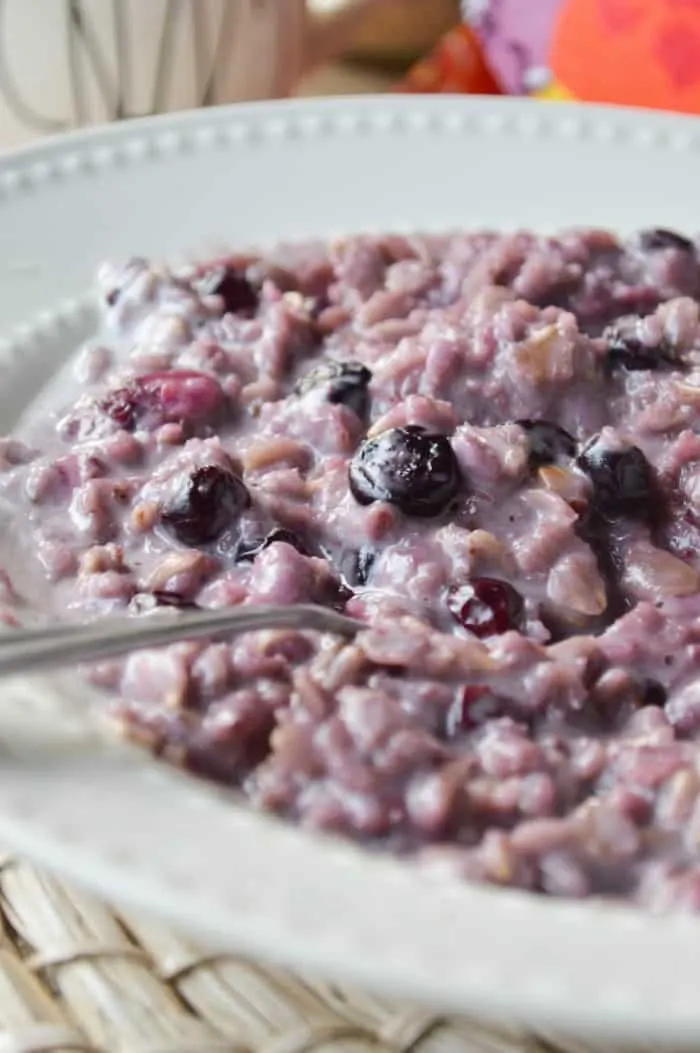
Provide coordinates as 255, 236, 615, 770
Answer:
462, 0, 563, 94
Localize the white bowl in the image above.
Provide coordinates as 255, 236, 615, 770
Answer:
3, 95, 700, 1047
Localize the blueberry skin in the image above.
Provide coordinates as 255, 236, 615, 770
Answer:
348, 426, 462, 517
517, 420, 576, 468
236, 528, 309, 562
603, 322, 677, 373
162, 466, 250, 547
206, 266, 260, 314
576, 438, 657, 522
638, 228, 695, 254
447, 578, 524, 638
296, 360, 372, 421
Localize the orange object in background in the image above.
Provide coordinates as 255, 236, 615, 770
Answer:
399, 24, 501, 95
552, 0, 700, 113
404, 0, 700, 115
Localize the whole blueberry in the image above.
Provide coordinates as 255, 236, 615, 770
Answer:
162, 465, 250, 547
348, 426, 461, 517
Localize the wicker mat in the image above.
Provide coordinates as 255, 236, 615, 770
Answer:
0, 854, 664, 1053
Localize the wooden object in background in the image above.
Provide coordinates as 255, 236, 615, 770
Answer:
310, 0, 459, 66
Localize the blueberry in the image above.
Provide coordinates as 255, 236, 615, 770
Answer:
517, 419, 576, 468
162, 466, 250, 547
348, 426, 461, 517
332, 546, 376, 587
607, 337, 675, 372
604, 326, 676, 373
576, 437, 657, 521
640, 678, 667, 707
236, 528, 308, 562
447, 578, 524, 638
638, 228, 695, 253
295, 360, 372, 420
151, 590, 200, 610
327, 579, 355, 612
205, 265, 259, 315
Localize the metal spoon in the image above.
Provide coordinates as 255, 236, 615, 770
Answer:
0, 604, 362, 678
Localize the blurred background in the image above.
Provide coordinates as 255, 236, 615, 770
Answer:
3, 0, 699, 151
0, 0, 459, 149
300, 0, 458, 95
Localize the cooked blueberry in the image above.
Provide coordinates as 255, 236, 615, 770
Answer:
151, 590, 200, 610
332, 546, 376, 587
295, 360, 372, 420
327, 579, 355, 611
576, 438, 657, 521
206, 265, 259, 315
162, 465, 250, 547
638, 228, 695, 253
517, 420, 576, 468
235, 528, 308, 562
604, 329, 676, 373
348, 426, 461, 516
640, 679, 667, 707
447, 578, 524, 638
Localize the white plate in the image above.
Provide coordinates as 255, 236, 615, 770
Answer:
4, 95, 700, 1047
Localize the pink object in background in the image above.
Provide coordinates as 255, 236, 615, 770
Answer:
462, 0, 564, 95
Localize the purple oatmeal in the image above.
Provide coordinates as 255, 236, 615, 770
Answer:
8, 227, 700, 909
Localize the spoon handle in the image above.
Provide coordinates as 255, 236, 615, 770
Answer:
0, 605, 361, 677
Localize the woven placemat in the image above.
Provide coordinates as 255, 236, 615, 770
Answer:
0, 853, 661, 1053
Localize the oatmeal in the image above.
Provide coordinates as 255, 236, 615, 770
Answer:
6, 227, 700, 909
